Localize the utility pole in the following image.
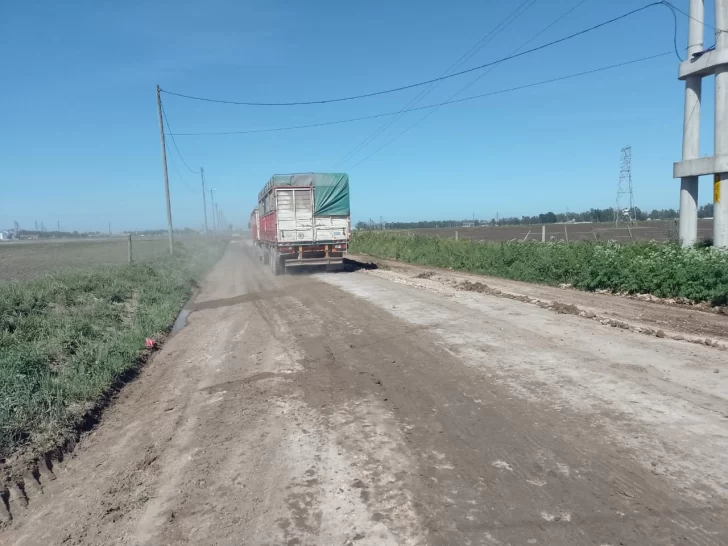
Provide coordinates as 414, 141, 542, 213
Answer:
676, 0, 704, 246
156, 84, 174, 254
210, 189, 216, 232
57, 220, 60, 232
674, 0, 728, 247
716, 0, 728, 246
200, 168, 209, 239
109, 221, 112, 236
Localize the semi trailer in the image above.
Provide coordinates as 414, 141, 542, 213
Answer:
250, 173, 350, 275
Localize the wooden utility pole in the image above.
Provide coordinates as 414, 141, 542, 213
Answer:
200, 167, 209, 239
128, 234, 133, 263
210, 189, 216, 232
156, 84, 174, 255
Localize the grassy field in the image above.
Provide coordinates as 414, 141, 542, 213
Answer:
0, 237, 227, 461
351, 232, 728, 305
393, 219, 713, 244
0, 237, 192, 282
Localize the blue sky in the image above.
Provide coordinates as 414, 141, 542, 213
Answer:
0, 0, 720, 231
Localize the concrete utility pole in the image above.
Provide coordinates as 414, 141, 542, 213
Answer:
716, 0, 728, 246
674, 0, 728, 247
200, 168, 209, 238
156, 84, 174, 254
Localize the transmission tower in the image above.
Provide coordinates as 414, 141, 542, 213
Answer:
615, 145, 636, 227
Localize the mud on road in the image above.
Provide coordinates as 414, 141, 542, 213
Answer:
2, 241, 727, 545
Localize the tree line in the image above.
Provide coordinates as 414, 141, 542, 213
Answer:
356, 204, 714, 230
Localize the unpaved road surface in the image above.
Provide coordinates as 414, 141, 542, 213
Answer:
2, 241, 727, 545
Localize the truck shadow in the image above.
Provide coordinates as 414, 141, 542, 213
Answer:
285, 258, 378, 276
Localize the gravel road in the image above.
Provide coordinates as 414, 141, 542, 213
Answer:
2, 241, 727, 546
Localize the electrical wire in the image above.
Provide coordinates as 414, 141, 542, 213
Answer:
661, 1, 684, 61
345, 0, 592, 169
660, 0, 727, 33
349, 51, 673, 169
160, 3, 662, 107
165, 141, 197, 194
334, 0, 541, 167
169, 52, 672, 137
161, 103, 201, 174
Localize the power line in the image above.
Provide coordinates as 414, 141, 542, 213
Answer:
165, 141, 197, 194
334, 0, 540, 167
349, 0, 593, 168
349, 52, 672, 169
661, 1, 684, 61
161, 103, 201, 174
161, 3, 662, 107
661, 0, 727, 33
169, 52, 672, 137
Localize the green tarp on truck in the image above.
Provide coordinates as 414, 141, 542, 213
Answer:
259, 173, 350, 216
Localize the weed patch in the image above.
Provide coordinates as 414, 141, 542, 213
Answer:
0, 240, 227, 460
351, 232, 728, 304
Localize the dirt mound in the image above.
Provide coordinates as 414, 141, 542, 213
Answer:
551, 302, 581, 315
458, 281, 491, 293
414, 271, 435, 279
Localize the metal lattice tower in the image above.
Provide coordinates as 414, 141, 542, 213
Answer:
615, 146, 636, 227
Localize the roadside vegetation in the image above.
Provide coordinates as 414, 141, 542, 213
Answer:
0, 239, 227, 461
351, 232, 728, 305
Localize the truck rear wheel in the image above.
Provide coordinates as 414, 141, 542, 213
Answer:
271, 250, 283, 276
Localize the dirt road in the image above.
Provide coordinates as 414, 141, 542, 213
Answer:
2, 241, 727, 545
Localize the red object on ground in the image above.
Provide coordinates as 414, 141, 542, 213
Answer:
145, 338, 157, 349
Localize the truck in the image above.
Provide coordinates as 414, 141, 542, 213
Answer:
250, 173, 350, 275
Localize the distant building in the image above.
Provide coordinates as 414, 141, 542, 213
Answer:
0, 231, 11, 240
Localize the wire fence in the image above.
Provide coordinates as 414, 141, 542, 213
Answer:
0, 235, 210, 282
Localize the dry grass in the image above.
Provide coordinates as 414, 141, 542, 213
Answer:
0, 236, 200, 282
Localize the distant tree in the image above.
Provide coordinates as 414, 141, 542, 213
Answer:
538, 212, 557, 224
698, 203, 714, 218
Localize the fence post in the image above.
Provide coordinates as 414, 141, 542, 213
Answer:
564, 224, 569, 242
455, 231, 459, 240
541, 225, 546, 242
127, 234, 133, 263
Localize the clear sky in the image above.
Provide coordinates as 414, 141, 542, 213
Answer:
0, 0, 721, 231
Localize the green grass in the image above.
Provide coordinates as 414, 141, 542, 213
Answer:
0, 239, 227, 460
351, 232, 728, 305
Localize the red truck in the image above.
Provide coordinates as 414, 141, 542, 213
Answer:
250, 173, 351, 275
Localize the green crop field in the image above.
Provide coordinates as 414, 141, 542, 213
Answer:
0, 237, 227, 463
351, 232, 728, 305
